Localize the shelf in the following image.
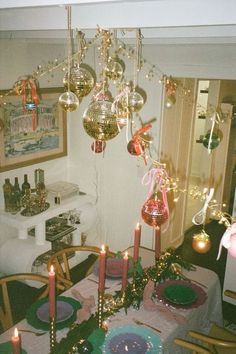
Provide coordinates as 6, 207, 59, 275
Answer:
0, 192, 95, 244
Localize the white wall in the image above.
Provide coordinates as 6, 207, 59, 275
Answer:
0, 38, 163, 251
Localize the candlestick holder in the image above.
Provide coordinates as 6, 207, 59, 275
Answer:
98, 290, 105, 328
49, 317, 56, 353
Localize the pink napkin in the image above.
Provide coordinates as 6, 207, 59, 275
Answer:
71, 289, 95, 324
143, 280, 187, 325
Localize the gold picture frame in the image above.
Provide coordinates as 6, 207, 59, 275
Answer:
0, 87, 67, 172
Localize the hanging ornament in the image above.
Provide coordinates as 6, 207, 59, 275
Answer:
14, 76, 40, 112
91, 140, 106, 153
164, 76, 177, 109
141, 192, 169, 228
105, 56, 124, 82
112, 83, 131, 129
192, 230, 211, 254
58, 91, 79, 112
202, 112, 222, 153
217, 223, 236, 260
63, 65, 94, 98
141, 167, 170, 230
165, 94, 176, 109
59, 5, 79, 112
127, 90, 144, 112
83, 89, 119, 141
127, 124, 152, 157
202, 130, 221, 150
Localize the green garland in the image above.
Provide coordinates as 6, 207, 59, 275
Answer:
53, 248, 194, 353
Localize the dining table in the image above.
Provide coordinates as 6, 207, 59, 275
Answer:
0, 247, 223, 353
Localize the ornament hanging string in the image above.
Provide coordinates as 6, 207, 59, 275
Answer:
142, 166, 170, 231
207, 112, 221, 154
192, 187, 214, 225
217, 222, 236, 260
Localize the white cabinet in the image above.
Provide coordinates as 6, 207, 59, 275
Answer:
0, 193, 95, 245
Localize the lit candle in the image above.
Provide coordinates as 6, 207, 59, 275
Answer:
49, 264, 56, 318
155, 227, 161, 258
122, 252, 129, 292
98, 245, 106, 292
133, 222, 141, 262
11, 328, 21, 354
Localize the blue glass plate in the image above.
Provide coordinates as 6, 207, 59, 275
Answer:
101, 325, 162, 353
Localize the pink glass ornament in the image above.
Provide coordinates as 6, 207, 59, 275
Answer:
91, 140, 106, 153
127, 138, 144, 156
228, 234, 236, 258
141, 194, 169, 227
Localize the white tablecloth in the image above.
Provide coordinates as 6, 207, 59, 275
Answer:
0, 249, 223, 354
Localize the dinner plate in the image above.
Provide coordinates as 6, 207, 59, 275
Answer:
26, 296, 81, 331
101, 325, 162, 354
36, 300, 74, 323
163, 284, 197, 305
93, 258, 133, 279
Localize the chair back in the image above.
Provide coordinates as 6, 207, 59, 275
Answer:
0, 273, 63, 332
47, 245, 115, 289
174, 338, 212, 353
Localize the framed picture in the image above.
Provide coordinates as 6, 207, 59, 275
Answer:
0, 87, 67, 172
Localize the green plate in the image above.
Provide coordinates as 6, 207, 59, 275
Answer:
26, 296, 81, 331
0, 341, 27, 354
163, 284, 197, 305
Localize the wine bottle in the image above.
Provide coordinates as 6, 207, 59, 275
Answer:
21, 174, 31, 195
12, 177, 21, 213
3, 178, 13, 212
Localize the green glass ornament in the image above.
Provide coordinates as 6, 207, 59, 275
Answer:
202, 131, 221, 150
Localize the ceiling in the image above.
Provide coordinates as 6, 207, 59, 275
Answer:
1, 0, 236, 79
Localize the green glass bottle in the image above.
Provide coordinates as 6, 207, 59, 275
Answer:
21, 174, 31, 196
12, 177, 21, 213
3, 178, 13, 212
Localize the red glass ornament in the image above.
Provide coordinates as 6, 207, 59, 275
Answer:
141, 195, 168, 227
127, 138, 144, 156
91, 140, 106, 153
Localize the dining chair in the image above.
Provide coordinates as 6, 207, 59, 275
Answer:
174, 337, 212, 353
46, 245, 115, 289
0, 273, 65, 332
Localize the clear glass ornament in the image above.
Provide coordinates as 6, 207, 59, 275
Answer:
127, 91, 144, 112
58, 91, 79, 112
165, 94, 176, 109
63, 65, 94, 98
83, 99, 119, 141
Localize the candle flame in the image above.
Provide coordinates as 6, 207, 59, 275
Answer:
50, 265, 55, 273
101, 244, 106, 252
135, 222, 140, 230
124, 251, 128, 259
14, 328, 18, 337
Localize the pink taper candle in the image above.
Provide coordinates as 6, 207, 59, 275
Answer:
155, 227, 161, 258
49, 265, 56, 318
11, 328, 21, 354
98, 245, 106, 292
133, 222, 141, 262
122, 252, 129, 291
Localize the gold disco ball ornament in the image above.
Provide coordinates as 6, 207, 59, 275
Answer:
192, 230, 211, 254
63, 65, 94, 98
58, 91, 79, 112
83, 94, 119, 141
105, 58, 124, 82
127, 90, 144, 112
